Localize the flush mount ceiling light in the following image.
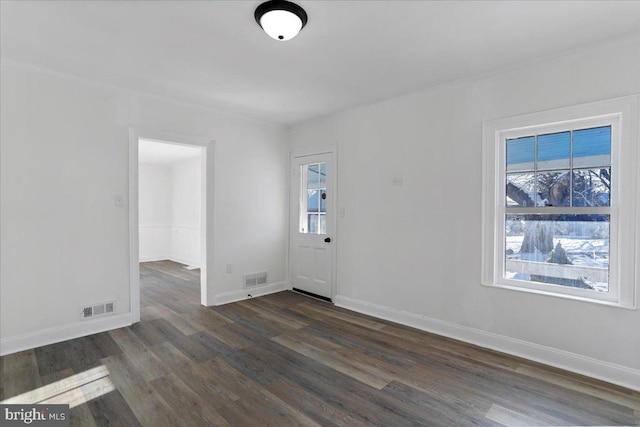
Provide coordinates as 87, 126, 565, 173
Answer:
255, 0, 308, 41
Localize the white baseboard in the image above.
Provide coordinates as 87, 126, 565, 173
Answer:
139, 255, 169, 262
168, 256, 200, 268
0, 313, 133, 357
334, 295, 640, 392
138, 257, 200, 268
213, 281, 288, 306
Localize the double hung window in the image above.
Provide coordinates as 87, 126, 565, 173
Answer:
482, 97, 638, 307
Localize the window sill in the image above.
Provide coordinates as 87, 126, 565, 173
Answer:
481, 281, 636, 310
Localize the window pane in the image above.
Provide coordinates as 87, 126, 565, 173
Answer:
307, 189, 320, 213
319, 214, 326, 234
573, 126, 611, 168
537, 131, 570, 170
320, 191, 326, 212
506, 173, 536, 207
506, 136, 535, 172
308, 164, 319, 187
505, 214, 609, 292
319, 163, 326, 185
537, 171, 570, 207
308, 214, 319, 234
572, 168, 611, 207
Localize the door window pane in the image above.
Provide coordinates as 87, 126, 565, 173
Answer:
308, 190, 320, 213
308, 164, 319, 186
300, 162, 327, 234
319, 214, 326, 234
308, 214, 319, 234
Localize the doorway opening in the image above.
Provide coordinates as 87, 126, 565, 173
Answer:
129, 131, 213, 323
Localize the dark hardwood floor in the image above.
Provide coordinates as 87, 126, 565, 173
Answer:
1, 260, 639, 426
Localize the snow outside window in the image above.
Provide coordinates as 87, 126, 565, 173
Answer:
482, 97, 638, 307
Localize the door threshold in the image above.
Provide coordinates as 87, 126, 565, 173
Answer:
292, 288, 332, 303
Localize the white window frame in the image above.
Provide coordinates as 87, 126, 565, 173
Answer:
482, 95, 639, 308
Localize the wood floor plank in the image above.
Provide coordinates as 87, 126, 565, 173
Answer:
485, 403, 552, 427
3, 261, 638, 427
2, 365, 109, 405
381, 322, 521, 372
266, 377, 371, 427
196, 356, 321, 426
516, 363, 640, 410
179, 307, 234, 332
243, 338, 434, 427
108, 328, 169, 382
146, 318, 213, 363
198, 357, 263, 400
236, 299, 309, 330
69, 403, 99, 427
148, 341, 194, 374
177, 358, 241, 408
381, 380, 493, 427
35, 341, 74, 378
100, 353, 181, 427
86, 390, 141, 427
272, 334, 390, 389
297, 301, 386, 330
150, 373, 232, 427
140, 304, 176, 322
0, 349, 42, 399
194, 323, 254, 350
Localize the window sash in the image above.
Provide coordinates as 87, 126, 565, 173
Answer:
496, 209, 617, 302
496, 118, 619, 302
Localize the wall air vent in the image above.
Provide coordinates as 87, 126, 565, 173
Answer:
81, 301, 116, 320
243, 272, 268, 289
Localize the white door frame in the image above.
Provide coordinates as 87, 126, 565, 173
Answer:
289, 145, 338, 301
129, 127, 215, 322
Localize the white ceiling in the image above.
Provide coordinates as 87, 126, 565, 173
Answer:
138, 139, 201, 165
1, 1, 639, 125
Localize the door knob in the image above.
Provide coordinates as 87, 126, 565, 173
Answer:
324, 237, 331, 243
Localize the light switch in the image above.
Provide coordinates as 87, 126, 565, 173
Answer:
392, 177, 403, 186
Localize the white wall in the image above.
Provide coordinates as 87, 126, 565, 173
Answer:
170, 157, 201, 266
139, 163, 172, 261
290, 36, 640, 389
138, 157, 202, 266
0, 59, 288, 352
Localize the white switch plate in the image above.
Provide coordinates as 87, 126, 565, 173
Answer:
114, 195, 124, 207
392, 177, 403, 186
226, 263, 233, 273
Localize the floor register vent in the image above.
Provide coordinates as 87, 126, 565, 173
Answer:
243, 271, 268, 289
82, 301, 115, 319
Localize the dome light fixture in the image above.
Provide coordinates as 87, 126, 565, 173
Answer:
255, 0, 308, 41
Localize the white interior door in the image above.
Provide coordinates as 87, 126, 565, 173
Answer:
290, 152, 335, 300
